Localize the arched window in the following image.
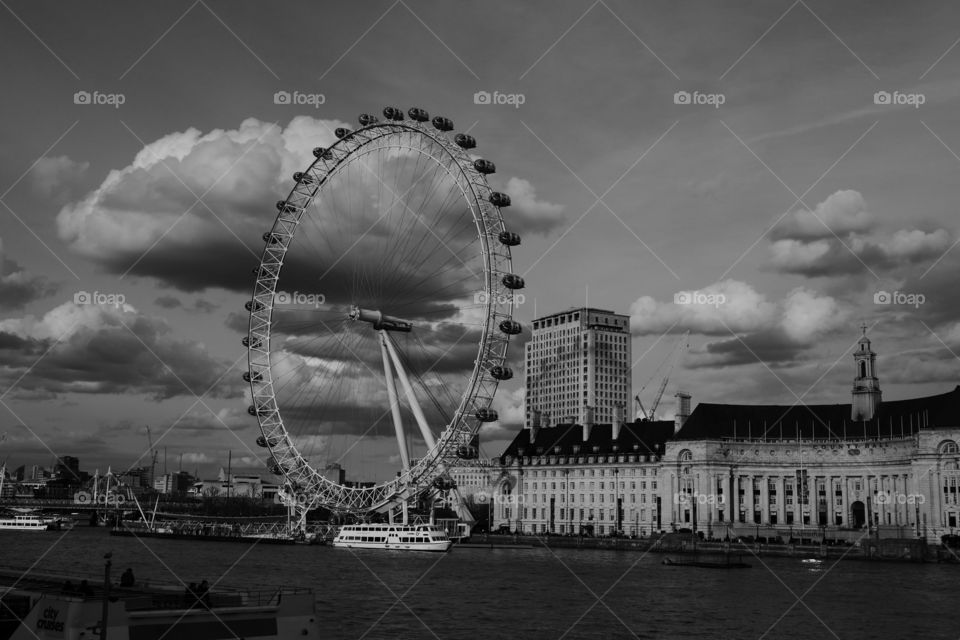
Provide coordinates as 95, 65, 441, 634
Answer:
678, 449, 692, 463
939, 440, 958, 455
859, 361, 866, 378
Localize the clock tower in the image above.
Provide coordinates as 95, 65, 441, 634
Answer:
851, 324, 881, 421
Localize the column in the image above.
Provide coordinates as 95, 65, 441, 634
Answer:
760, 473, 767, 525
776, 476, 785, 526
727, 471, 735, 531
841, 475, 848, 526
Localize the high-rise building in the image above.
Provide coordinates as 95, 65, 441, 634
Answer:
54, 456, 80, 482
524, 308, 631, 429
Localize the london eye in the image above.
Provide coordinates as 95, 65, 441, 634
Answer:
244, 107, 523, 524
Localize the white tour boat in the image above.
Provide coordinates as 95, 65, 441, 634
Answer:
0, 510, 69, 531
332, 523, 452, 552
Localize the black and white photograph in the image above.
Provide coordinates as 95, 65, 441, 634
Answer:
2, 1, 960, 638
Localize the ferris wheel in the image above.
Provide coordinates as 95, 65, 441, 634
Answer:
244, 106, 523, 518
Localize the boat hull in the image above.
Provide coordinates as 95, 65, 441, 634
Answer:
331, 540, 451, 552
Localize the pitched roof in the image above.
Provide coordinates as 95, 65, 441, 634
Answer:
501, 420, 674, 460
674, 386, 960, 441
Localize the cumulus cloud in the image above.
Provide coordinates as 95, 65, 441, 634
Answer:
630, 279, 777, 336
29, 155, 89, 201
768, 190, 953, 278
500, 177, 564, 234
57, 117, 563, 293
772, 190, 872, 240
0, 301, 241, 400
630, 280, 850, 367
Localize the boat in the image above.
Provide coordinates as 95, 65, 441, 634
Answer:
0, 567, 321, 639
0, 510, 71, 531
662, 556, 751, 569
332, 523, 452, 552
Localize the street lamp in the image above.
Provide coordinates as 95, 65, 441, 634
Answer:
101, 551, 112, 640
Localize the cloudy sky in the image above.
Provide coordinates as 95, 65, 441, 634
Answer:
2, 0, 960, 482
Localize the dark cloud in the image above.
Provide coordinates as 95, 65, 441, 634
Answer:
0, 257, 58, 310
0, 303, 244, 401
154, 295, 182, 309
687, 329, 811, 368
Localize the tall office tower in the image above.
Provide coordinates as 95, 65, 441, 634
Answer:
524, 308, 631, 429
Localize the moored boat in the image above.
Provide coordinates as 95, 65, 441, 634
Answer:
0, 568, 320, 639
332, 523, 452, 552
0, 510, 70, 532
662, 555, 751, 569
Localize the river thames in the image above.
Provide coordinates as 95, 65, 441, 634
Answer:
5, 528, 959, 639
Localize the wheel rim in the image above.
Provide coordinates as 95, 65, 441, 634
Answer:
245, 111, 521, 514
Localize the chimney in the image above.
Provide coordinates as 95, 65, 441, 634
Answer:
674, 391, 692, 434
582, 405, 594, 442
612, 403, 624, 440
529, 409, 541, 444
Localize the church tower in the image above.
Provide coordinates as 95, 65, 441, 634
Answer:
851, 324, 881, 421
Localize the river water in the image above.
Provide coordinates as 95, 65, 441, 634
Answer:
3, 527, 959, 639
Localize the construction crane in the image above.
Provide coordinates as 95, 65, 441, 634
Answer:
634, 330, 690, 421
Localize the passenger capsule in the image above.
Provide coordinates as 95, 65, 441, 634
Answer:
334, 128, 351, 139
247, 404, 258, 416
502, 274, 525, 290
499, 319, 522, 335
455, 133, 476, 149
407, 107, 429, 122
489, 192, 511, 207
433, 477, 455, 490
245, 300, 263, 312
276, 200, 297, 214
262, 232, 280, 244
358, 113, 379, 126
268, 462, 283, 475
256, 435, 279, 448
293, 172, 314, 185
473, 159, 495, 174
490, 365, 513, 381
475, 408, 499, 422
431, 116, 454, 131
242, 336, 262, 349
312, 147, 333, 159
242, 371, 263, 383
498, 231, 521, 246
456, 445, 479, 459
383, 106, 404, 121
